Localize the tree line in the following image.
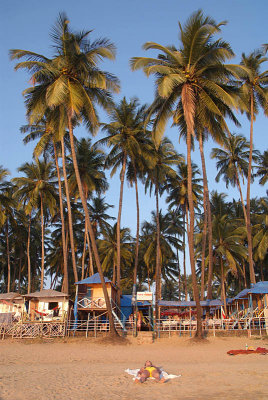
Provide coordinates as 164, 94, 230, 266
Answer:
0, 10, 267, 337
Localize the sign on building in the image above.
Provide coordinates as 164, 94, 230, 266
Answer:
136, 292, 153, 301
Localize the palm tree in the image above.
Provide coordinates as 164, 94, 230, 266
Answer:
144, 138, 179, 318
97, 223, 133, 287
88, 195, 115, 238
212, 214, 247, 314
211, 133, 258, 225
21, 115, 70, 292
10, 13, 120, 334
13, 160, 57, 290
68, 137, 108, 279
165, 161, 202, 299
98, 97, 148, 303
131, 10, 240, 337
254, 150, 268, 186
239, 50, 268, 284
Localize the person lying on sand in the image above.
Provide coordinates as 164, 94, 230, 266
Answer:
135, 360, 165, 383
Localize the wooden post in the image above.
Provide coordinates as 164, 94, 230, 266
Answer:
86, 312, 89, 338
94, 311, 96, 338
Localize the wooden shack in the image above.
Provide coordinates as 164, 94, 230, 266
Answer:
0, 292, 24, 323
23, 289, 69, 321
75, 273, 117, 319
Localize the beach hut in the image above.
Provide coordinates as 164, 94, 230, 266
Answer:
23, 289, 69, 321
74, 273, 117, 315
0, 292, 24, 323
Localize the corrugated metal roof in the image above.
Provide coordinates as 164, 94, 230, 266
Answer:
24, 289, 68, 298
75, 273, 111, 285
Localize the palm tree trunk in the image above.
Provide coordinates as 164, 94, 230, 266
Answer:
235, 170, 248, 223
133, 164, 140, 293
81, 226, 87, 280
183, 208, 188, 300
220, 257, 227, 316
61, 137, 78, 283
6, 220, 11, 293
116, 151, 127, 305
199, 135, 213, 299
242, 260, 247, 288
53, 140, 68, 294
183, 84, 202, 337
246, 91, 256, 285
86, 230, 94, 276
200, 211, 207, 301
155, 181, 161, 320
67, 112, 118, 335
40, 193, 45, 290
27, 214, 31, 294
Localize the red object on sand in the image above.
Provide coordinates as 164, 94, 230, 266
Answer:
227, 347, 268, 355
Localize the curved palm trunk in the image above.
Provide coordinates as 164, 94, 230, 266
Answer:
40, 194, 45, 290
246, 91, 256, 285
6, 220, 11, 293
61, 137, 78, 283
198, 135, 213, 299
86, 230, 94, 276
53, 140, 68, 294
27, 214, 31, 294
155, 181, 161, 320
116, 151, 127, 305
133, 164, 140, 293
200, 211, 207, 301
67, 113, 117, 335
182, 84, 203, 337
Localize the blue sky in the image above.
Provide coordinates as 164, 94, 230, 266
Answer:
0, 0, 267, 267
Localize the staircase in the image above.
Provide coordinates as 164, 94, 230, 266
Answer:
135, 331, 154, 344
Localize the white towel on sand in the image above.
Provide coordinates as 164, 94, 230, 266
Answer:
125, 368, 181, 381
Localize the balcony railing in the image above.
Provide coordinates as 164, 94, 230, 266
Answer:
77, 296, 106, 309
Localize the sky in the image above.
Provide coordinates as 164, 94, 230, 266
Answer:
0, 0, 267, 272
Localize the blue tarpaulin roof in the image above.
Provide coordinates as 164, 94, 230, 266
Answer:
75, 273, 111, 285
248, 281, 268, 294
121, 294, 151, 307
232, 288, 250, 300
231, 281, 268, 301
158, 300, 223, 307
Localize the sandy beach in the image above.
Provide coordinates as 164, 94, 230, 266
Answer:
0, 336, 267, 400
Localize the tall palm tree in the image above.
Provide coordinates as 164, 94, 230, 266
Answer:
88, 195, 115, 238
131, 10, 240, 337
98, 97, 148, 303
97, 223, 133, 286
21, 115, 70, 292
212, 214, 247, 314
144, 138, 179, 318
13, 160, 57, 290
165, 161, 202, 299
239, 50, 268, 284
10, 13, 120, 334
211, 133, 258, 225
68, 137, 108, 279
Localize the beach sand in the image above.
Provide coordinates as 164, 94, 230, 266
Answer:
0, 336, 267, 400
